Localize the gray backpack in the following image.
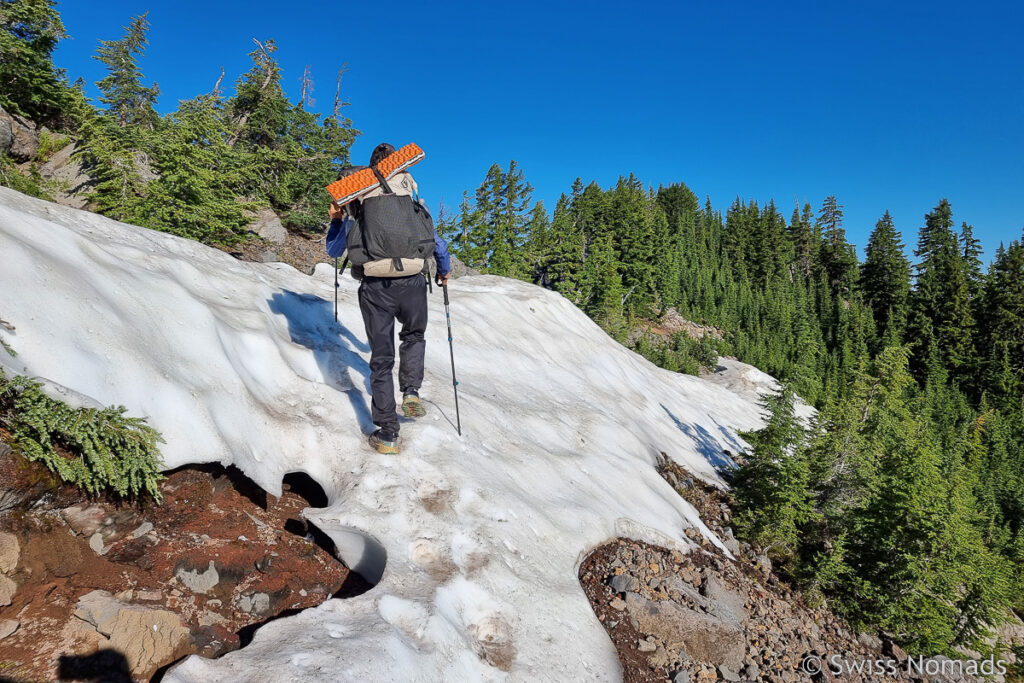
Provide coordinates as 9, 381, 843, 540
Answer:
345, 168, 435, 275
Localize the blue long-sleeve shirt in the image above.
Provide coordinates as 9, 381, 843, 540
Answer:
326, 217, 451, 276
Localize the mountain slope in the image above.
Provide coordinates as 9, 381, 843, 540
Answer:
0, 186, 793, 681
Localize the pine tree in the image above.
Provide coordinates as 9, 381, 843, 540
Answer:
731, 385, 812, 562
908, 199, 976, 382
0, 0, 72, 124
979, 235, 1024, 399
788, 202, 816, 280
524, 200, 550, 284
859, 211, 911, 345
816, 195, 858, 297
544, 194, 586, 303
94, 13, 160, 129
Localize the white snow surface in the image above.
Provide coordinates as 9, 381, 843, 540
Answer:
0, 187, 787, 681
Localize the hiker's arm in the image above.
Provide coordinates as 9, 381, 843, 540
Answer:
325, 203, 349, 257
433, 231, 451, 277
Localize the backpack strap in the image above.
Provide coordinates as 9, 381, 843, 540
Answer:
371, 166, 394, 195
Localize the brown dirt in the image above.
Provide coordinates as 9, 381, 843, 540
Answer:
219, 229, 331, 276
0, 445, 367, 683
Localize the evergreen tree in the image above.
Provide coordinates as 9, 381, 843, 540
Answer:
0, 0, 71, 124
94, 13, 160, 129
859, 211, 911, 345
816, 195, 858, 297
731, 385, 812, 563
908, 199, 976, 382
979, 235, 1024, 399
788, 202, 816, 280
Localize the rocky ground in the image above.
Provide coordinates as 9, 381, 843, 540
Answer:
0, 437, 366, 682
580, 455, 1024, 682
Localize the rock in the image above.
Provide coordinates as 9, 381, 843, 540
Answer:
0, 531, 19, 573
672, 669, 691, 683
61, 504, 109, 537
449, 255, 480, 279
0, 110, 11, 156
132, 150, 159, 182
718, 664, 741, 681
649, 644, 670, 668
235, 591, 271, 616
73, 590, 190, 678
136, 589, 163, 601
742, 662, 760, 679
624, 592, 745, 670
36, 141, 95, 209
0, 618, 17, 640
721, 527, 741, 555
176, 560, 219, 594
610, 573, 640, 594
131, 521, 154, 538
0, 106, 38, 161
638, 638, 657, 652
0, 574, 16, 606
700, 575, 746, 625
609, 597, 626, 611
250, 208, 288, 244
107, 605, 189, 678
260, 250, 279, 263
755, 553, 772, 573
857, 631, 882, 651
88, 532, 106, 555
74, 590, 125, 635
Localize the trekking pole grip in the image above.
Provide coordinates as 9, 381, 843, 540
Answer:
443, 282, 450, 306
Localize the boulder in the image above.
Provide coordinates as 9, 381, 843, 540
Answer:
0, 106, 39, 161
624, 592, 745, 670
37, 141, 95, 209
250, 208, 288, 244
0, 531, 19, 573
0, 618, 18, 640
0, 574, 17, 606
0, 112, 12, 156
449, 255, 480, 279
73, 590, 190, 679
699, 575, 746, 625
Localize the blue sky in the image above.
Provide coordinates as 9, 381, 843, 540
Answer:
53, 0, 1023, 261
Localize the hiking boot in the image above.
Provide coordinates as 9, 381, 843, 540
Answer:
368, 428, 400, 455
401, 390, 426, 418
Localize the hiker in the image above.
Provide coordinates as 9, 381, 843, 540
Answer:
326, 143, 451, 454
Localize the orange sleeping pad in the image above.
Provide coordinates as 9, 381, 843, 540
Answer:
325, 143, 426, 206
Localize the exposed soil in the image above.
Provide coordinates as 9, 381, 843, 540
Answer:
220, 230, 331, 276
579, 457, 1023, 682
0, 441, 367, 682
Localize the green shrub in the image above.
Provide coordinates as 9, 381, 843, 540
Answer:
0, 154, 51, 200
35, 129, 68, 162
0, 368, 164, 500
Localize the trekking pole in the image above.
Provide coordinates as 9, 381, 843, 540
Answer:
442, 282, 461, 436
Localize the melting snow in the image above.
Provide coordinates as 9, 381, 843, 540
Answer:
0, 186, 801, 680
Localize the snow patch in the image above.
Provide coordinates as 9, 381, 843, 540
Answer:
0, 186, 794, 680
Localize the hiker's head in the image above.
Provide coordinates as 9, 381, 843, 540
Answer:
370, 143, 395, 167
337, 165, 366, 180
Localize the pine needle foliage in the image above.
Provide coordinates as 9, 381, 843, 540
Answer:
0, 369, 164, 500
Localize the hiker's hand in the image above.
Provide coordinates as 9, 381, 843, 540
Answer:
328, 202, 343, 221
435, 273, 449, 287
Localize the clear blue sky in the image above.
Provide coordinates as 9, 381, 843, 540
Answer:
53, 0, 1023, 261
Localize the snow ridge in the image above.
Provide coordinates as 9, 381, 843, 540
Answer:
0, 186, 781, 681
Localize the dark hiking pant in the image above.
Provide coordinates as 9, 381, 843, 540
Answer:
358, 274, 427, 433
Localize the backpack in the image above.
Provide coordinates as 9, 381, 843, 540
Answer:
345, 168, 436, 277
